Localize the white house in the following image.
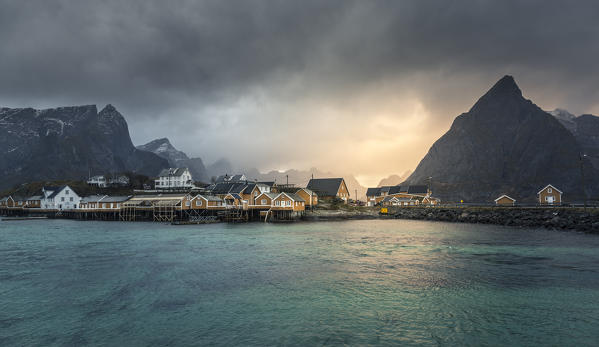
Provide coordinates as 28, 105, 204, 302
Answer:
88, 175, 130, 188
41, 185, 81, 210
155, 168, 194, 189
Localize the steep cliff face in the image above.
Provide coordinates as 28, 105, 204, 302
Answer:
137, 138, 209, 182
405, 76, 597, 202
0, 104, 168, 190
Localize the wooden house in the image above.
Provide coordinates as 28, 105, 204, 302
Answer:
295, 188, 318, 207
306, 178, 350, 203
191, 195, 224, 210
272, 193, 305, 211
538, 184, 562, 205
495, 195, 516, 206
25, 196, 42, 208
79, 195, 107, 210
253, 192, 279, 208
224, 193, 244, 209
1, 196, 15, 208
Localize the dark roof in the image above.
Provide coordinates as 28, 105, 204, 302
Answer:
215, 175, 228, 183
407, 185, 428, 195
306, 178, 344, 197
388, 186, 402, 194
366, 187, 381, 196
380, 186, 393, 193
228, 193, 243, 200
230, 174, 244, 181
210, 182, 235, 194
244, 183, 257, 193
47, 186, 68, 199
229, 183, 247, 194
43, 186, 62, 192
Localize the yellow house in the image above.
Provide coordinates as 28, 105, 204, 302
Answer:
295, 188, 318, 207
537, 185, 562, 205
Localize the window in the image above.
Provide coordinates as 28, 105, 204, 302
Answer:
65, 190, 69, 195
261, 199, 267, 205
70, 197, 73, 202
61, 197, 65, 202
185, 201, 191, 207
548, 188, 552, 193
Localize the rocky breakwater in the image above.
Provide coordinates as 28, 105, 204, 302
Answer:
393, 207, 599, 233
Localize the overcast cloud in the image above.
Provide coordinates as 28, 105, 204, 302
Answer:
1, 0, 598, 185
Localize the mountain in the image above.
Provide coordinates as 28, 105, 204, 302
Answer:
550, 109, 599, 170
241, 167, 368, 200
0, 104, 168, 190
377, 170, 412, 187
206, 158, 234, 181
404, 75, 598, 202
137, 138, 209, 183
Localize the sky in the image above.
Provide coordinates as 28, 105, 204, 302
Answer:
1, 1, 599, 186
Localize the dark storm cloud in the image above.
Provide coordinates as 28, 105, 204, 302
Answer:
1, 0, 599, 181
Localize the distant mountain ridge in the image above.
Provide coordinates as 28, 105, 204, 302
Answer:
404, 75, 599, 202
0, 104, 169, 190
377, 170, 412, 187
137, 138, 209, 183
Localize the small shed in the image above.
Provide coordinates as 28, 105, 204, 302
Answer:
494, 195, 516, 206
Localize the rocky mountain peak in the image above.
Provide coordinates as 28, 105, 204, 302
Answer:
469, 75, 526, 116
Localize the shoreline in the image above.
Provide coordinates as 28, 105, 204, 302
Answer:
3, 206, 599, 233
303, 207, 599, 233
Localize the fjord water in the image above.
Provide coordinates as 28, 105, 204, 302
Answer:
1, 220, 598, 346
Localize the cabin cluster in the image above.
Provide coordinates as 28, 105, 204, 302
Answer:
1, 171, 343, 223
365, 185, 439, 207
494, 184, 564, 206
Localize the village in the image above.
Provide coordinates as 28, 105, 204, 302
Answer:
0, 168, 439, 224
0, 166, 571, 224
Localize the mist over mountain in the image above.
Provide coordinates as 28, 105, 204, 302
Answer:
405, 76, 599, 202
0, 104, 168, 190
378, 171, 412, 187
137, 138, 209, 183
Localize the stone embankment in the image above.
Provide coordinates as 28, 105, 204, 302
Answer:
304, 206, 599, 232
393, 207, 599, 233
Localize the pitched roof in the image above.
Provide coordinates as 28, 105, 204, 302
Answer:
277, 192, 305, 202
296, 188, 316, 196
495, 194, 516, 202
158, 167, 189, 177
194, 194, 222, 202
244, 183, 257, 194
256, 192, 278, 200
407, 185, 428, 195
366, 187, 381, 196
47, 186, 68, 199
230, 174, 245, 182
306, 178, 344, 197
537, 184, 563, 195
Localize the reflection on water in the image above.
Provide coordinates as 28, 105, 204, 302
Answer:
1, 219, 599, 346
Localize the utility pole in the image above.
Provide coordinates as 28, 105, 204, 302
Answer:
355, 189, 358, 205
286, 174, 289, 186
580, 154, 587, 210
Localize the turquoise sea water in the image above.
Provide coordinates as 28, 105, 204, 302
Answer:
1, 219, 599, 346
